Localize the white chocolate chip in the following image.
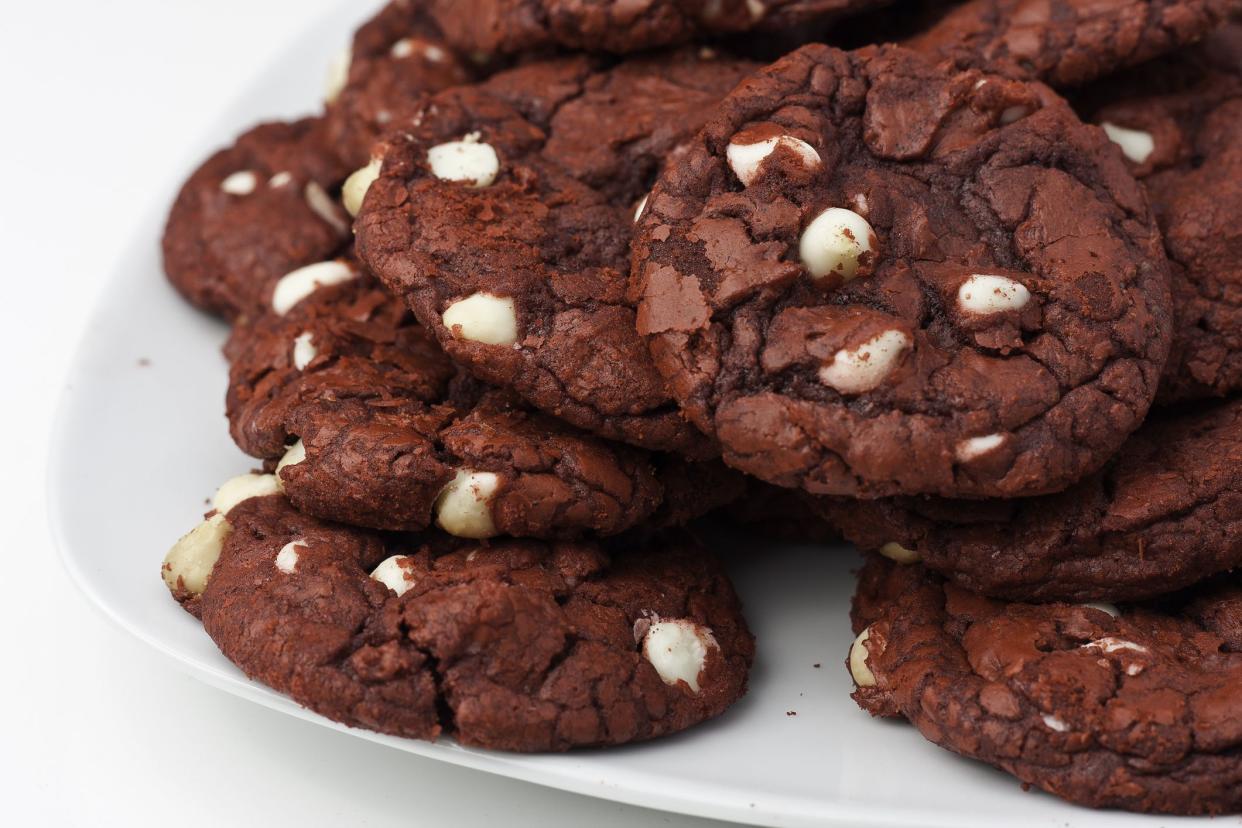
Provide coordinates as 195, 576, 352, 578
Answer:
162, 514, 231, 596
955, 433, 1006, 463
726, 134, 821, 186
441, 292, 518, 345
849, 627, 877, 687
851, 193, 869, 216
799, 207, 877, 281
878, 541, 920, 564
1000, 105, 1029, 124
434, 469, 500, 538
220, 170, 258, 196
1082, 602, 1121, 618
212, 473, 281, 516
292, 332, 317, 370
276, 439, 307, 486
304, 181, 350, 235
698, 46, 717, 60
1042, 714, 1069, 732
1101, 122, 1155, 165
424, 44, 447, 63
390, 38, 415, 58
325, 45, 352, 104
642, 619, 718, 693
427, 132, 499, 187
818, 329, 910, 394
271, 260, 357, 316
957, 274, 1031, 315
1084, 637, 1149, 655
342, 157, 382, 217
633, 194, 649, 224
370, 555, 418, 596
269, 171, 293, 188
746, 0, 766, 21
1126, 663, 1144, 676
275, 540, 306, 574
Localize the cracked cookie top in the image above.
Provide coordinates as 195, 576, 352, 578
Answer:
165, 491, 754, 751
355, 50, 758, 455
847, 554, 1242, 815
631, 44, 1172, 498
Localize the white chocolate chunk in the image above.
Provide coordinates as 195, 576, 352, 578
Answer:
271, 261, 357, 316
276, 440, 307, 487
799, 207, 876, 281
818, 329, 910, 394
746, 0, 766, 20
269, 171, 293, 188
633, 194, 649, 224
342, 157, 382, 217
849, 627, 877, 687
1084, 637, 1149, 655
957, 274, 1031, 315
955, 433, 1006, 463
220, 170, 258, 196
162, 514, 231, 596
292, 332, 317, 370
726, 134, 821, 186
1042, 714, 1069, 732
212, 473, 281, 516
275, 540, 306, 574
441, 292, 518, 345
1101, 122, 1155, 164
879, 541, 920, 564
390, 38, 416, 58
1000, 105, 1029, 124
427, 132, 499, 187
434, 469, 500, 538
370, 555, 418, 596
642, 619, 718, 693
304, 181, 350, 235
1082, 602, 1121, 618
1126, 663, 1145, 676
325, 45, 352, 104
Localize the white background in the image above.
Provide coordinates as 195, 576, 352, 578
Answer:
0, 2, 737, 825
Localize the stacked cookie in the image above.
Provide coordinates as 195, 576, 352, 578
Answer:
158, 0, 1240, 813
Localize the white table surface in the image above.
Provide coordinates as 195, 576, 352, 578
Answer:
0, 3, 740, 825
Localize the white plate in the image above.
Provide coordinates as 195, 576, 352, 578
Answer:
46, 4, 1217, 826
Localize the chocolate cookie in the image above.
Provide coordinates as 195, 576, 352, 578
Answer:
162, 487, 754, 751
906, 0, 1241, 88
355, 51, 759, 454
225, 267, 742, 535
631, 44, 1172, 498
162, 119, 352, 320
848, 554, 1242, 814
1080, 29, 1242, 403
324, 0, 476, 170
421, 0, 883, 57
816, 398, 1242, 602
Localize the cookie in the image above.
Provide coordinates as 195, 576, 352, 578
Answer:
848, 554, 1242, 815
905, 0, 1241, 88
225, 266, 743, 535
1079, 29, 1242, 403
162, 119, 352, 320
162, 487, 754, 751
324, 0, 476, 170
816, 398, 1242, 602
631, 44, 1172, 498
355, 51, 759, 454
421, 0, 883, 57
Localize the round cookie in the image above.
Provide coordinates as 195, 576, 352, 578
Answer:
162, 119, 352, 320
905, 0, 1241, 88
225, 266, 743, 535
421, 0, 884, 57
324, 0, 476, 170
816, 398, 1242, 602
162, 488, 754, 751
355, 51, 759, 454
848, 554, 1242, 815
1081, 30, 1242, 403
631, 44, 1172, 498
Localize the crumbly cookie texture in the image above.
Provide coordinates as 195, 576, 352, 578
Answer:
906, 0, 1242, 88
355, 51, 760, 454
631, 44, 1172, 498
167, 492, 754, 751
816, 399, 1242, 603
848, 555, 1242, 815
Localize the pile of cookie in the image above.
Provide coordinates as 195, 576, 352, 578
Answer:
158, 0, 1241, 814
